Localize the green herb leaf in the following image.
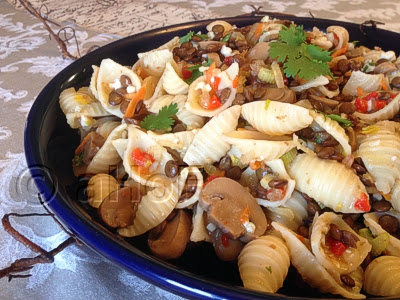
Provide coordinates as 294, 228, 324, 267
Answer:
315, 134, 322, 144
140, 103, 179, 131
74, 152, 84, 167
179, 31, 195, 44
265, 266, 272, 274
221, 32, 232, 42
184, 59, 213, 85
326, 114, 353, 127
269, 24, 333, 80
352, 40, 359, 46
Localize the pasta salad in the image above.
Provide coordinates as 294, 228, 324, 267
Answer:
59, 17, 400, 298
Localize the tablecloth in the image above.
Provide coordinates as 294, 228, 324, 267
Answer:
1, 0, 400, 299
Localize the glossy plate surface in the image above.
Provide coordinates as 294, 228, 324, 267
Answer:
24, 15, 400, 299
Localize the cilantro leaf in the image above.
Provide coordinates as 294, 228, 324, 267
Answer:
74, 152, 84, 167
179, 31, 194, 44
268, 24, 333, 80
140, 103, 178, 131
184, 59, 213, 85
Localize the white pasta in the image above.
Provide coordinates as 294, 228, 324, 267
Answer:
288, 153, 369, 213
190, 203, 211, 242
238, 235, 290, 293
161, 61, 189, 95
327, 26, 349, 50
87, 174, 120, 208
97, 58, 142, 118
136, 48, 174, 77
364, 256, 400, 296
272, 222, 366, 299
353, 93, 400, 123
96, 121, 120, 139
222, 130, 296, 165
391, 178, 400, 211
148, 130, 196, 159
176, 166, 203, 209
123, 125, 173, 187
357, 120, 400, 194
342, 71, 384, 96
311, 212, 371, 277
86, 123, 128, 174
89, 65, 100, 99
118, 176, 179, 237
183, 105, 241, 166
241, 100, 313, 136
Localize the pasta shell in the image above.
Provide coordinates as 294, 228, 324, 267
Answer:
112, 138, 128, 159
176, 166, 203, 209
342, 71, 384, 96
190, 203, 211, 242
311, 212, 371, 276
96, 121, 120, 139
89, 65, 100, 99
148, 95, 175, 113
256, 159, 296, 208
118, 175, 179, 237
238, 235, 290, 293
123, 125, 173, 187
241, 101, 313, 136
290, 75, 329, 93
327, 26, 349, 50
161, 61, 189, 95
363, 212, 400, 257
147, 130, 197, 159
357, 120, 400, 194
364, 256, 400, 296
86, 123, 128, 174
183, 105, 241, 166
288, 153, 369, 213
272, 222, 366, 299
185, 63, 239, 117
87, 174, 120, 208
353, 93, 400, 123
143, 75, 165, 107
222, 130, 296, 164
97, 58, 142, 118
136, 48, 174, 77
391, 179, 400, 211
310, 110, 352, 155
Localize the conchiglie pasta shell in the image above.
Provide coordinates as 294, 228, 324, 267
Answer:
272, 222, 366, 299
241, 101, 313, 136
148, 95, 175, 113
176, 166, 203, 209
364, 256, 400, 297
311, 212, 371, 276
310, 110, 352, 155
97, 58, 142, 118
238, 235, 290, 293
176, 107, 205, 129
190, 203, 211, 242
256, 159, 296, 208
390, 179, 400, 211
136, 48, 174, 77
222, 130, 295, 164
112, 138, 128, 159
357, 121, 400, 194
123, 126, 173, 187
183, 105, 241, 166
87, 174, 119, 208
342, 71, 384, 96
86, 123, 127, 174
363, 212, 400, 257
89, 65, 100, 99
288, 153, 368, 213
353, 93, 400, 123
327, 26, 349, 50
147, 130, 196, 159
161, 61, 189, 95
118, 176, 179, 237
96, 121, 120, 139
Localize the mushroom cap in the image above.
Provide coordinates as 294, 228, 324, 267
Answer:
200, 177, 267, 242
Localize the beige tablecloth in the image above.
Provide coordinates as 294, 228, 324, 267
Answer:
1, 0, 400, 299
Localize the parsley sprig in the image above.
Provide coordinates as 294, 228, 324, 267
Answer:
140, 103, 178, 131
269, 25, 333, 80
179, 31, 208, 44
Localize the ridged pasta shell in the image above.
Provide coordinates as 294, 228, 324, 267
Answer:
190, 203, 211, 242
161, 61, 189, 95
238, 235, 290, 293
327, 26, 349, 50
311, 212, 371, 277
357, 120, 400, 194
123, 125, 173, 187
363, 212, 400, 257
222, 130, 295, 164
183, 105, 241, 166
96, 121, 120, 139
97, 58, 142, 118
176, 166, 203, 209
241, 101, 313, 136
148, 95, 175, 113
87, 174, 119, 208
256, 159, 296, 208
118, 175, 178, 237
290, 75, 329, 93
288, 153, 368, 213
147, 130, 197, 159
136, 48, 174, 77
272, 222, 366, 299
185, 63, 239, 117
112, 138, 128, 159
364, 256, 400, 296
353, 93, 400, 123
391, 179, 400, 211
310, 110, 352, 155
342, 71, 384, 96
89, 65, 100, 99
86, 123, 128, 174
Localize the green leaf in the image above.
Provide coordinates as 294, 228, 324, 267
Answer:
221, 32, 232, 42
284, 56, 332, 81
278, 25, 306, 46
74, 152, 84, 167
269, 42, 301, 63
326, 114, 353, 127
184, 59, 213, 85
140, 103, 179, 131
306, 44, 332, 62
179, 31, 194, 44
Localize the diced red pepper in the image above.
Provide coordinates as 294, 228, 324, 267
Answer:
131, 148, 155, 174
221, 233, 230, 247
210, 76, 221, 91
375, 99, 387, 110
204, 174, 223, 186
326, 235, 347, 256
365, 91, 379, 101
355, 193, 370, 212
354, 97, 368, 113
208, 94, 222, 110
182, 66, 192, 80
224, 56, 234, 66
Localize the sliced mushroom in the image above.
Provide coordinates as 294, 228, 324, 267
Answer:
210, 228, 245, 261
373, 61, 397, 75
148, 209, 192, 260
261, 87, 296, 103
200, 177, 267, 243
246, 42, 270, 61
99, 186, 141, 228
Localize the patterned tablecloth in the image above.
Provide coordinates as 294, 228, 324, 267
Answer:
1, 0, 400, 299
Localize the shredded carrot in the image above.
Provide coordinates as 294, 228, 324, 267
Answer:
232, 76, 238, 89
331, 45, 348, 58
240, 206, 250, 224
123, 86, 146, 119
136, 66, 148, 79
205, 62, 216, 84
297, 235, 305, 243
249, 160, 265, 170
356, 87, 364, 97
381, 79, 389, 91
254, 23, 264, 39
75, 132, 94, 155
344, 71, 352, 77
